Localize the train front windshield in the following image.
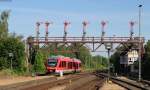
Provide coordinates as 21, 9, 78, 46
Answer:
48, 59, 57, 67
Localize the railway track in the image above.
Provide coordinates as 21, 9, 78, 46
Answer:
95, 72, 150, 90
0, 72, 89, 90
65, 74, 105, 90
0, 72, 107, 90
23, 72, 91, 90
141, 80, 150, 87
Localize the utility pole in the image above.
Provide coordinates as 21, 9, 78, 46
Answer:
105, 43, 113, 82
138, 4, 142, 81
107, 49, 110, 81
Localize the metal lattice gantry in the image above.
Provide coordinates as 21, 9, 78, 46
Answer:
27, 20, 144, 52
28, 36, 144, 44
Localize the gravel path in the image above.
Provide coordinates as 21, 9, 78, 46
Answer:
0, 76, 54, 86
100, 82, 127, 90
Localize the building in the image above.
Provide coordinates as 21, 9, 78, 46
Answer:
120, 50, 138, 65
120, 50, 139, 73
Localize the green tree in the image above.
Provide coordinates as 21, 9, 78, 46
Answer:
110, 51, 120, 73
0, 11, 26, 74
71, 43, 91, 64
142, 40, 150, 79
34, 50, 46, 74
0, 37, 26, 72
0, 11, 9, 38
92, 55, 108, 70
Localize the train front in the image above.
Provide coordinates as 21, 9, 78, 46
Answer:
46, 57, 58, 73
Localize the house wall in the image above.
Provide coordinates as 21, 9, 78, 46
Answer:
120, 50, 138, 65
127, 50, 138, 64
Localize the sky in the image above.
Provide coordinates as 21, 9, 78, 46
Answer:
0, 0, 150, 56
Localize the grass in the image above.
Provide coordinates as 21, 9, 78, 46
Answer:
0, 69, 30, 79
0, 69, 17, 79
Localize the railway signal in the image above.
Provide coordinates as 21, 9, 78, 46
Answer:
129, 21, 136, 39
63, 21, 71, 41
35, 22, 42, 46
45, 21, 53, 44
82, 21, 89, 40
101, 21, 108, 43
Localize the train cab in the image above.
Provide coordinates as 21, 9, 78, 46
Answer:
46, 57, 58, 73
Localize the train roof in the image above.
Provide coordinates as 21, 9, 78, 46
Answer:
48, 55, 65, 59
48, 56, 72, 60
48, 55, 81, 63
73, 58, 81, 63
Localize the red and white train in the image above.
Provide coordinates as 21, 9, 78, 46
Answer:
45, 56, 81, 74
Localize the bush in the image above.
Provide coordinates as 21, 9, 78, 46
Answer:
34, 50, 46, 74
0, 37, 26, 72
0, 69, 17, 79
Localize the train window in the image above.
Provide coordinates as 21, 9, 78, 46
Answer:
76, 63, 78, 69
65, 62, 66, 67
68, 62, 72, 69
73, 62, 75, 67
71, 62, 73, 69
59, 61, 62, 67
62, 61, 66, 67
75, 63, 78, 69
48, 59, 57, 67
70, 62, 72, 69
73, 62, 78, 69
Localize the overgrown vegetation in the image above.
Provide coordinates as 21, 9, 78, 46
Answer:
142, 40, 150, 80
110, 48, 121, 73
0, 11, 26, 76
0, 11, 9, 38
33, 50, 46, 74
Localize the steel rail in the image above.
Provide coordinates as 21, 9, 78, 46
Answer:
94, 73, 150, 90
141, 80, 150, 86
